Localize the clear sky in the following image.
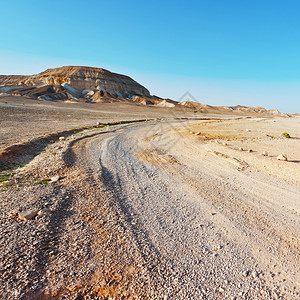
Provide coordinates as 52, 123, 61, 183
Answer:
1, 0, 299, 113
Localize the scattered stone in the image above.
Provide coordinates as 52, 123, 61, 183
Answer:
195, 132, 201, 135
246, 129, 251, 132
9, 210, 19, 218
37, 208, 50, 216
248, 149, 253, 153
251, 271, 258, 279
189, 131, 194, 134
59, 136, 65, 141
242, 270, 250, 277
222, 142, 227, 146
49, 175, 60, 183
239, 147, 244, 151
269, 272, 275, 278
18, 209, 40, 221
276, 154, 287, 161
203, 248, 210, 254
211, 212, 217, 216
261, 151, 268, 156
218, 287, 225, 293
56, 145, 63, 150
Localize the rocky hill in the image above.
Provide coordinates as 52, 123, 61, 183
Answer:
0, 66, 167, 104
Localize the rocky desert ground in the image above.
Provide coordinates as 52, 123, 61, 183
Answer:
0, 67, 299, 299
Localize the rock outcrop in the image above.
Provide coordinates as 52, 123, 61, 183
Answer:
0, 66, 151, 103
20, 66, 150, 98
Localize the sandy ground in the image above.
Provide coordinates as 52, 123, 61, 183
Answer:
0, 95, 228, 150
0, 96, 299, 299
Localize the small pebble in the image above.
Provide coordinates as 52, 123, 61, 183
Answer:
276, 154, 287, 161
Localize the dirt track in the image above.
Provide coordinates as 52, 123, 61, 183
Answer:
73, 119, 300, 298
0, 112, 299, 299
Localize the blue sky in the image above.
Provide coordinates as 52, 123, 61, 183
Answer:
1, 0, 299, 113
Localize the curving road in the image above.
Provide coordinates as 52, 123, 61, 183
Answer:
70, 120, 300, 299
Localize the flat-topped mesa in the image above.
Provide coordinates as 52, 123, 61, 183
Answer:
18, 66, 150, 98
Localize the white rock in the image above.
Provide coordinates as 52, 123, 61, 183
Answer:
18, 209, 40, 221
59, 136, 65, 141
261, 151, 268, 156
50, 175, 60, 183
62, 83, 82, 98
277, 154, 287, 161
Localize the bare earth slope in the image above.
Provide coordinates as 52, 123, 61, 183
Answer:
0, 116, 299, 299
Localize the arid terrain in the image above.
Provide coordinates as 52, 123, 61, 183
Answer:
0, 66, 299, 299
0, 94, 299, 299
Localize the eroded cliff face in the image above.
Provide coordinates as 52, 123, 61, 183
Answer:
19, 66, 150, 98
0, 66, 151, 102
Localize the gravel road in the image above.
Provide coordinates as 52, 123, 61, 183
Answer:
1, 118, 299, 299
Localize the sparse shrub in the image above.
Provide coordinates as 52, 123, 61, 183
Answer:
281, 132, 291, 138
34, 180, 49, 185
